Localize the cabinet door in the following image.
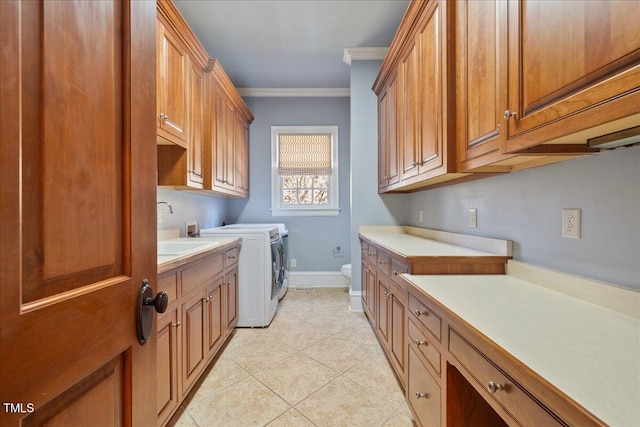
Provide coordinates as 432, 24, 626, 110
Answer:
213, 89, 236, 191
456, 0, 508, 170
225, 267, 239, 332
376, 277, 391, 345
206, 277, 224, 358
361, 261, 371, 314
399, 39, 420, 181
157, 306, 180, 426
503, 0, 640, 152
181, 291, 207, 396
390, 291, 407, 384
408, 347, 441, 427
234, 113, 250, 195
378, 75, 400, 190
187, 58, 204, 188
417, 2, 444, 176
157, 20, 188, 145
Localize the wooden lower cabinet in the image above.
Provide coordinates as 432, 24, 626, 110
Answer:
156, 306, 180, 427
408, 346, 441, 427
156, 243, 240, 426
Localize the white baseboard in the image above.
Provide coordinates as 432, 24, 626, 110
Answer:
349, 289, 363, 313
288, 271, 350, 288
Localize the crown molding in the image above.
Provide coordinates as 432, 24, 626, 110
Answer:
237, 88, 350, 98
343, 47, 389, 65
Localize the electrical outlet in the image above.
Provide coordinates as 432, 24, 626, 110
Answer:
418, 210, 424, 223
469, 209, 477, 228
290, 259, 297, 268
562, 208, 581, 239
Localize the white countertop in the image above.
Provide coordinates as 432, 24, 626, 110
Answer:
157, 237, 241, 273
359, 226, 511, 257
403, 273, 640, 427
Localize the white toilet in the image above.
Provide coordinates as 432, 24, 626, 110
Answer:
341, 263, 352, 281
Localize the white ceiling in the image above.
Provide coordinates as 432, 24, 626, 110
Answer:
173, 0, 409, 89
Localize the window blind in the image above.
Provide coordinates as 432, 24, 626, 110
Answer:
277, 133, 332, 175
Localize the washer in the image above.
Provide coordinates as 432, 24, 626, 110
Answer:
200, 226, 281, 327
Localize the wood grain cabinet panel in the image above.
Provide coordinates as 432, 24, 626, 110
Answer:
378, 74, 400, 190
503, 0, 640, 152
156, 19, 188, 146
156, 306, 180, 427
206, 277, 224, 357
224, 266, 239, 332
181, 291, 207, 396
408, 346, 441, 427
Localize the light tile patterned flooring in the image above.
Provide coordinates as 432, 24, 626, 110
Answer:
173, 287, 415, 427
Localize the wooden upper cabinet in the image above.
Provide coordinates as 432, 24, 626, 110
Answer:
206, 61, 253, 198
455, 0, 510, 171
157, 19, 189, 147
235, 114, 250, 195
378, 74, 400, 190
502, 0, 640, 152
399, 38, 420, 181
187, 58, 205, 188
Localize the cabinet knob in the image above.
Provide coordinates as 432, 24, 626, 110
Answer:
503, 110, 517, 120
393, 271, 399, 276
487, 381, 505, 394
414, 309, 428, 317
414, 339, 427, 347
172, 321, 181, 328
415, 392, 428, 399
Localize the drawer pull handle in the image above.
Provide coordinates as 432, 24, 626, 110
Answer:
393, 271, 399, 276
228, 255, 237, 259
414, 309, 428, 317
414, 339, 427, 347
415, 392, 428, 399
487, 381, 505, 394
378, 260, 386, 264
172, 322, 181, 328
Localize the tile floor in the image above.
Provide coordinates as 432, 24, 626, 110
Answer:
172, 287, 415, 427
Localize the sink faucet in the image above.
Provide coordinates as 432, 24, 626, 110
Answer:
157, 201, 173, 214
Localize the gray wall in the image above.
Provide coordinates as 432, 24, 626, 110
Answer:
406, 145, 640, 291
228, 97, 351, 272
157, 187, 228, 236
349, 60, 407, 291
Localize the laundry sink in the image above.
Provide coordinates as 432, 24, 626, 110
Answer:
157, 240, 219, 256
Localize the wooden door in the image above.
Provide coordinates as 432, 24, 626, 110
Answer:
157, 307, 180, 426
234, 113, 250, 196
390, 292, 407, 383
0, 1, 157, 426
417, 2, 444, 176
188, 58, 205, 188
206, 278, 224, 357
376, 278, 391, 346
157, 18, 188, 145
180, 291, 207, 396
399, 40, 420, 181
456, 0, 509, 170
504, 0, 640, 152
225, 267, 239, 331
378, 86, 389, 189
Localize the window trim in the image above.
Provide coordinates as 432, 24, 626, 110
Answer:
271, 126, 340, 217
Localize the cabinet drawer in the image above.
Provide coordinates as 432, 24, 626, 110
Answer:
367, 245, 377, 265
224, 247, 238, 269
449, 329, 563, 427
158, 271, 178, 304
408, 293, 442, 342
408, 346, 441, 427
390, 258, 408, 284
376, 252, 391, 276
181, 253, 223, 296
408, 318, 441, 377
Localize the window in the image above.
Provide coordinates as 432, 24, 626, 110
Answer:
271, 126, 339, 216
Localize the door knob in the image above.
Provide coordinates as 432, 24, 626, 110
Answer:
136, 279, 168, 345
